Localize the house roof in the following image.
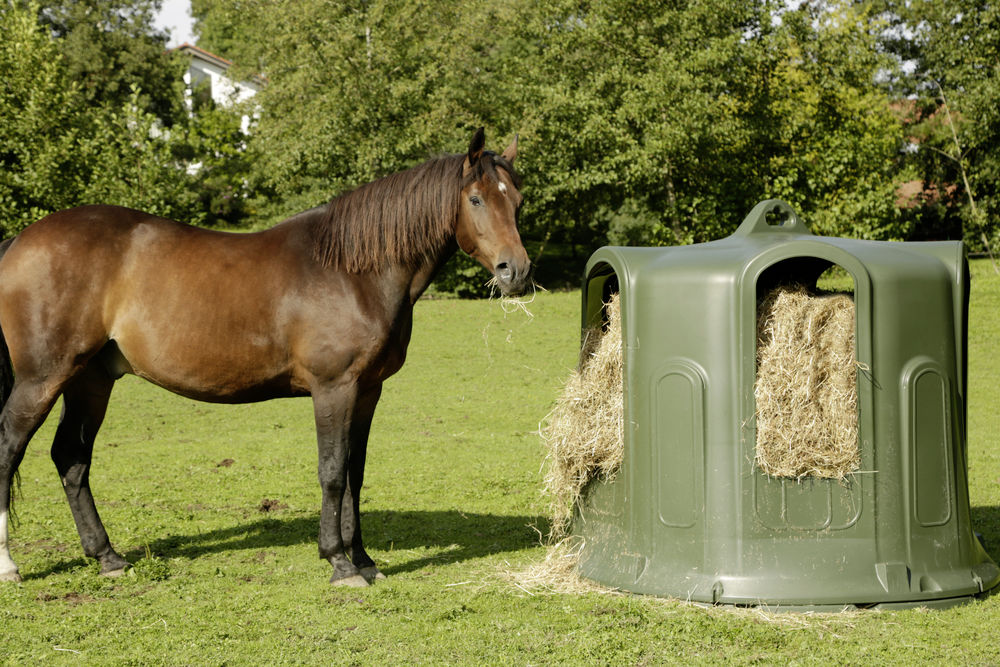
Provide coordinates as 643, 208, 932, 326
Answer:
175, 43, 233, 70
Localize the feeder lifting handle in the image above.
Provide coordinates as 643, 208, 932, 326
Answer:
732, 199, 811, 238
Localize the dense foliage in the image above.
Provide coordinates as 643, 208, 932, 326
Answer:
0, 1, 251, 234
882, 0, 1000, 252
39, 0, 187, 124
2, 0, 998, 290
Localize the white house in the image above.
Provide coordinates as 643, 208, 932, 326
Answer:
176, 43, 259, 132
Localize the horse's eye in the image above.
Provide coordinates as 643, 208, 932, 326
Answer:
470, 196, 483, 207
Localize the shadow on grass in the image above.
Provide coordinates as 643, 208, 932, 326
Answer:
972, 505, 1000, 562
28, 507, 1000, 583
25, 510, 547, 580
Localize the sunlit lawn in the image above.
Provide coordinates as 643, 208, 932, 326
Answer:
0, 261, 999, 664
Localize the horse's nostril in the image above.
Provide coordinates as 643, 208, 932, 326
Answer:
496, 262, 513, 282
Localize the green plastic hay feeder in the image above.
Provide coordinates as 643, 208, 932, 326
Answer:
574, 199, 999, 610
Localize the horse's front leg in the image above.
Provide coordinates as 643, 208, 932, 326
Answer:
341, 383, 385, 584
313, 382, 368, 587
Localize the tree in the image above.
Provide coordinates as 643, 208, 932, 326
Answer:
75, 86, 202, 224
189, 0, 917, 292
761, 1, 908, 240
0, 2, 87, 232
513, 0, 780, 248
190, 0, 262, 68
182, 104, 256, 226
882, 0, 1000, 252
36, 0, 188, 125
0, 3, 212, 235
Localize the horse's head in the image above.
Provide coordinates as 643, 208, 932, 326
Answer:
456, 128, 532, 297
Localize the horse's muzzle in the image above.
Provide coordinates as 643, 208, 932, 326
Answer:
494, 258, 533, 297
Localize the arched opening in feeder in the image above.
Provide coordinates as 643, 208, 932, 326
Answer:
753, 257, 860, 480
543, 266, 625, 540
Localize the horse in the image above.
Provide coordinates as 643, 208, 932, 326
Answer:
0, 128, 530, 587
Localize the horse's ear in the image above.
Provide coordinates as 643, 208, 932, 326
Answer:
466, 127, 486, 169
501, 134, 518, 165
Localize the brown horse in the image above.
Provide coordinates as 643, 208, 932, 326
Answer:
0, 128, 530, 587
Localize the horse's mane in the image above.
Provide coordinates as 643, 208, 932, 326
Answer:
312, 151, 520, 272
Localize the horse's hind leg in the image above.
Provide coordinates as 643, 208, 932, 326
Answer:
50, 362, 128, 576
0, 379, 65, 582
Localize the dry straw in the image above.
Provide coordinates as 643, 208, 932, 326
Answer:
527, 284, 859, 594
486, 275, 540, 317
504, 536, 618, 595
540, 293, 625, 541
754, 284, 859, 480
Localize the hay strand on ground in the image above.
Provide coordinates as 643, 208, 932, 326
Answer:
503, 536, 619, 595
754, 284, 859, 480
541, 293, 624, 541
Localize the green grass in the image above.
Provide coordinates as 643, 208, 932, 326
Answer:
1, 264, 1000, 664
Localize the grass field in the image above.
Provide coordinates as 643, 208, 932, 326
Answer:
2, 262, 1000, 664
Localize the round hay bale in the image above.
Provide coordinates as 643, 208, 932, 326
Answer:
541, 293, 624, 540
754, 284, 859, 480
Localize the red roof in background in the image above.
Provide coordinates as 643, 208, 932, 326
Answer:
174, 43, 233, 69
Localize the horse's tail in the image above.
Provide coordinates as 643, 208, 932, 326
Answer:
0, 238, 17, 517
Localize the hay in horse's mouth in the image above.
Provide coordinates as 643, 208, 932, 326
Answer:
754, 284, 860, 480
541, 293, 624, 541
486, 275, 539, 317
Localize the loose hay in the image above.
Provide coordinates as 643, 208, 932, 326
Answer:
754, 284, 859, 480
541, 293, 624, 541
503, 536, 618, 596
486, 275, 541, 317
527, 284, 858, 593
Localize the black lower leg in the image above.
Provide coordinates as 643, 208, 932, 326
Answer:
52, 369, 126, 575
314, 383, 366, 585
341, 384, 382, 581
341, 481, 375, 569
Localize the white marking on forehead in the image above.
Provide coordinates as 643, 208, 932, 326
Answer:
498, 182, 508, 196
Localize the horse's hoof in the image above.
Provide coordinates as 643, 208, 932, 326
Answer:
330, 573, 370, 588
359, 566, 386, 583
99, 552, 129, 575
0, 570, 21, 583
100, 567, 127, 578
